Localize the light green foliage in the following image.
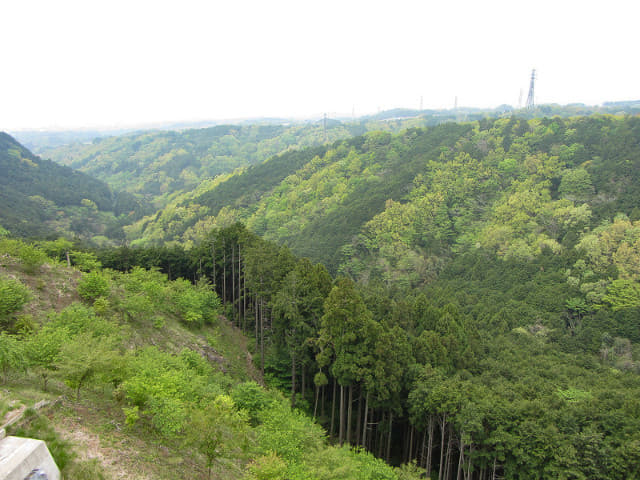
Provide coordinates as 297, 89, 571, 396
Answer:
187, 394, 250, 478
576, 216, 640, 280
556, 387, 592, 402
0, 332, 25, 382
70, 251, 102, 272
572, 216, 640, 309
0, 237, 23, 256
245, 452, 288, 480
0, 276, 31, 318
476, 178, 568, 260
254, 399, 325, 464
92, 296, 110, 316
36, 303, 122, 399
17, 243, 48, 274
81, 198, 98, 211
117, 266, 169, 320
247, 445, 403, 480
25, 321, 70, 390
559, 168, 594, 201
57, 331, 120, 401
40, 237, 74, 263
603, 279, 640, 311
313, 371, 328, 388
123, 405, 140, 427
231, 381, 278, 425
121, 266, 167, 299
245, 145, 379, 240
395, 461, 424, 480
77, 271, 110, 302
115, 266, 221, 327
47, 303, 118, 338
301, 445, 399, 480
120, 346, 225, 436
0, 238, 48, 273
171, 277, 220, 326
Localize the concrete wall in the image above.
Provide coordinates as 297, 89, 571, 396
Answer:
0, 429, 60, 480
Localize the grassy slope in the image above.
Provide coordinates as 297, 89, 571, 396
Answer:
0, 254, 257, 479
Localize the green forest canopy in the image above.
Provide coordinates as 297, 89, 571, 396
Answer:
3, 111, 640, 479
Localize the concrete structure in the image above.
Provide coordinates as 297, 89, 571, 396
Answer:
0, 429, 60, 480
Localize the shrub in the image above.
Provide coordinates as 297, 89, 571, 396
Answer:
18, 244, 48, 274
77, 271, 110, 302
0, 276, 31, 317
172, 278, 221, 326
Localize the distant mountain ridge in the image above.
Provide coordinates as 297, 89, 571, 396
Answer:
34, 122, 370, 209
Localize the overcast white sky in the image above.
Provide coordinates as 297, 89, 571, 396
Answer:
1, 0, 638, 131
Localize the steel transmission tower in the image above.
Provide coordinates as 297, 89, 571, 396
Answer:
525, 69, 536, 109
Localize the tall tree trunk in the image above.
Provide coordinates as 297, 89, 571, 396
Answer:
242, 251, 247, 330
232, 243, 236, 325
313, 382, 319, 419
254, 295, 259, 351
223, 239, 226, 304
492, 458, 496, 480
346, 385, 353, 445
212, 240, 216, 288
237, 243, 241, 323
291, 349, 296, 408
238, 243, 242, 324
301, 363, 306, 399
457, 435, 465, 480
362, 392, 369, 450
369, 408, 376, 451
408, 425, 414, 464
330, 378, 337, 439
444, 426, 453, 480
438, 414, 447, 480
378, 411, 385, 458
260, 297, 265, 376
465, 444, 474, 480
355, 388, 362, 447
386, 410, 393, 462
426, 416, 434, 479
339, 384, 345, 446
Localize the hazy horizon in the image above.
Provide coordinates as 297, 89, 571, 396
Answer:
2, 0, 638, 131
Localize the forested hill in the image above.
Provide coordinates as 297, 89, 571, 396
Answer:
109, 114, 640, 479
4, 114, 640, 479
123, 122, 473, 255
94, 109, 640, 478
33, 103, 640, 212
0, 132, 145, 241
37, 122, 369, 208
127, 115, 640, 274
